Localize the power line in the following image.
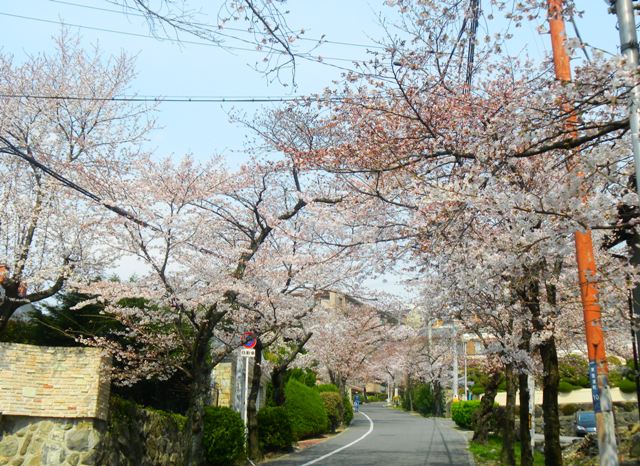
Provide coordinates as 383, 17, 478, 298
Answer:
0, 137, 218, 256
49, 0, 387, 51
0, 11, 369, 65
0, 93, 339, 104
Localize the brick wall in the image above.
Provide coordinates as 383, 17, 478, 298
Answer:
0, 343, 111, 420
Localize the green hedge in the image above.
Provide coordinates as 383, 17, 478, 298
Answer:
257, 406, 293, 452
559, 354, 590, 388
343, 395, 353, 426
619, 378, 637, 394
558, 381, 577, 393
202, 406, 245, 466
320, 392, 344, 432
285, 379, 329, 440
316, 383, 339, 393
364, 393, 387, 402
451, 400, 481, 430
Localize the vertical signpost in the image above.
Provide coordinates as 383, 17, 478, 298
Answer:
241, 332, 257, 425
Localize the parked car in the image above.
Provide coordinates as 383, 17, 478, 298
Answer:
575, 410, 596, 437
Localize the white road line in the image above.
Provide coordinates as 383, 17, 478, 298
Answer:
300, 411, 374, 466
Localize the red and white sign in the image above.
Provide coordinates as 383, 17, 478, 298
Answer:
243, 332, 257, 349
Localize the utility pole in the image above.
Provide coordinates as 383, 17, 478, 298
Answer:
610, 0, 640, 415
452, 323, 459, 401
547, 2, 618, 465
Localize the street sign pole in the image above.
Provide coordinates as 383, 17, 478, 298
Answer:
240, 348, 256, 425
243, 355, 250, 424
463, 338, 468, 400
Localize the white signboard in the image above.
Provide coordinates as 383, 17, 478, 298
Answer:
240, 348, 255, 358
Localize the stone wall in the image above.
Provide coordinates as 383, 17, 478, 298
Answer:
0, 343, 111, 420
0, 343, 187, 465
96, 397, 185, 466
0, 416, 102, 465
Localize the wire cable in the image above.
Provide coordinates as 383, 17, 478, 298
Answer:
0, 93, 332, 103
48, 0, 387, 51
0, 11, 369, 65
0, 137, 219, 256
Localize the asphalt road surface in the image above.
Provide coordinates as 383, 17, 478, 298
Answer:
264, 403, 473, 466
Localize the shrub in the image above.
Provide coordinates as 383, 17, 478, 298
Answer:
257, 406, 293, 452
285, 379, 329, 440
202, 406, 245, 466
286, 368, 317, 387
343, 396, 353, 426
316, 383, 340, 393
558, 381, 577, 393
320, 392, 344, 432
471, 385, 485, 396
401, 383, 442, 416
365, 393, 387, 402
619, 378, 637, 394
559, 354, 590, 388
560, 403, 579, 416
412, 384, 437, 416
451, 400, 481, 430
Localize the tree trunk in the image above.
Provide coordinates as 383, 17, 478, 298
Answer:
542, 266, 563, 466
501, 363, 516, 466
271, 366, 286, 406
0, 300, 21, 333
540, 337, 563, 466
520, 264, 563, 466
472, 371, 501, 443
519, 372, 534, 466
329, 370, 347, 395
433, 381, 444, 417
247, 340, 263, 460
183, 308, 225, 466
269, 332, 312, 406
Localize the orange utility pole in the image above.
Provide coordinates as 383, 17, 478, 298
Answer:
547, 2, 619, 465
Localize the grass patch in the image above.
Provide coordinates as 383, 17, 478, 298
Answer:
469, 435, 545, 466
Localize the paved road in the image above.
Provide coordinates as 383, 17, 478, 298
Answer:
264, 403, 473, 466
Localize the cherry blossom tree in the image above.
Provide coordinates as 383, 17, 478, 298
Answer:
0, 31, 154, 332
259, 2, 637, 465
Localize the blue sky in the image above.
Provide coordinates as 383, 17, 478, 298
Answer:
0, 1, 621, 168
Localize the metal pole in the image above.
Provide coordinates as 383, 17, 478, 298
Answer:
613, 0, 640, 191
547, 2, 618, 465
612, 0, 640, 417
243, 355, 250, 424
463, 337, 468, 400
528, 373, 535, 451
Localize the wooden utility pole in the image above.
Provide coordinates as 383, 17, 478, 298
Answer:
547, 2, 619, 465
